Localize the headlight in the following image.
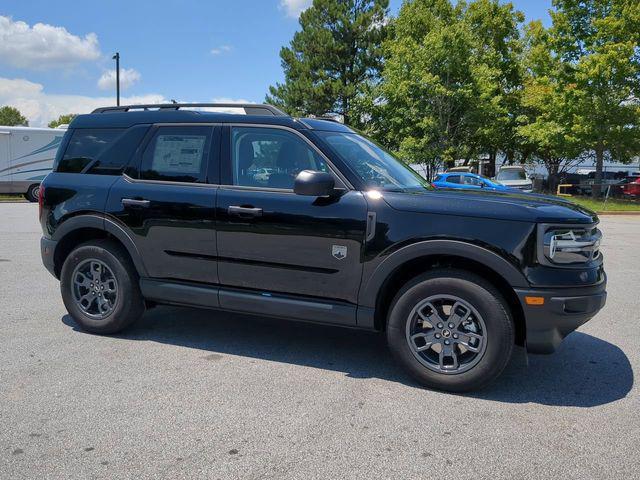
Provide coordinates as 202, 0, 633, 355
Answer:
538, 224, 602, 266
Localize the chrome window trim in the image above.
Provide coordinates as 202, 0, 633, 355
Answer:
123, 173, 219, 189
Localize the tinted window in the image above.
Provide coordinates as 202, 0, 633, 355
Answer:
447, 175, 461, 184
140, 126, 211, 183
231, 127, 328, 189
57, 129, 124, 173
433, 174, 442, 182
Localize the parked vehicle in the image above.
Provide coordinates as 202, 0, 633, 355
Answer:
432, 172, 512, 192
622, 176, 640, 198
495, 166, 533, 192
577, 171, 628, 196
0, 125, 66, 201
39, 103, 607, 392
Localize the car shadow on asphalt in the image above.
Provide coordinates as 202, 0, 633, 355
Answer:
62, 306, 633, 407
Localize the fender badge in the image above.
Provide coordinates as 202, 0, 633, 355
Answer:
332, 245, 347, 260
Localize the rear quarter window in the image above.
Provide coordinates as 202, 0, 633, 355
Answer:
56, 128, 129, 173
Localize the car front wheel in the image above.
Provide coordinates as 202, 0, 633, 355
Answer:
386, 269, 514, 392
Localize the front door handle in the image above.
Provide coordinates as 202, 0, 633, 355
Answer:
122, 198, 151, 208
228, 205, 263, 217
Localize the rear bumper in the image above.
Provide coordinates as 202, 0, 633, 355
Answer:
515, 278, 607, 354
41, 236, 58, 278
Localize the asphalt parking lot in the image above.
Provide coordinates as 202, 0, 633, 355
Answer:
0, 202, 638, 479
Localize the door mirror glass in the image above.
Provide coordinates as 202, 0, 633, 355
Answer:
294, 170, 335, 197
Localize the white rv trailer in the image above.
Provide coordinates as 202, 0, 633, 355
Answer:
0, 125, 66, 202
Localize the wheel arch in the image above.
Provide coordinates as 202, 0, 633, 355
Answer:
362, 240, 528, 346
51, 214, 148, 278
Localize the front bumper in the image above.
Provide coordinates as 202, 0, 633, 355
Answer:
41, 236, 58, 278
515, 278, 607, 354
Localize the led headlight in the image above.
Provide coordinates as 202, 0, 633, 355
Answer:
538, 225, 601, 266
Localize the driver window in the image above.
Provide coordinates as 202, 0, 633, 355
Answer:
463, 175, 481, 186
231, 127, 329, 189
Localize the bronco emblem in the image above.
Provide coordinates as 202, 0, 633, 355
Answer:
332, 245, 347, 260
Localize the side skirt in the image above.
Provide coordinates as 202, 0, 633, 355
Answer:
139, 278, 368, 329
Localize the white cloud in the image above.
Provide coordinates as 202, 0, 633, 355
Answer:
97, 68, 141, 90
279, 0, 312, 18
211, 97, 251, 104
210, 45, 232, 56
0, 15, 100, 70
0, 77, 166, 127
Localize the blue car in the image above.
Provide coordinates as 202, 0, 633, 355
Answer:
432, 172, 512, 192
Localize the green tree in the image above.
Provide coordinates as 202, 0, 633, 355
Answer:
372, 0, 481, 176
464, 0, 525, 174
266, 0, 389, 126
48, 113, 77, 128
550, 0, 640, 196
0, 106, 28, 126
517, 21, 583, 192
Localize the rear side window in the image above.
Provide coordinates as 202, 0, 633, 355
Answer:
140, 126, 212, 183
447, 175, 461, 184
57, 129, 124, 173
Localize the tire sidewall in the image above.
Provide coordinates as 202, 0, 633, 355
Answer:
26, 184, 40, 203
60, 241, 141, 334
387, 271, 514, 392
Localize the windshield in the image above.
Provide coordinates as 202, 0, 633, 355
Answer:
496, 169, 526, 181
317, 132, 430, 192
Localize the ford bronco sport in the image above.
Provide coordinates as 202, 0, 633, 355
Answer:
39, 103, 606, 392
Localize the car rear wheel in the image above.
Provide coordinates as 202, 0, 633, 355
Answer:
60, 239, 145, 334
24, 183, 40, 203
386, 269, 514, 392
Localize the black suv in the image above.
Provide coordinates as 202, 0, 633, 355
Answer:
39, 103, 606, 392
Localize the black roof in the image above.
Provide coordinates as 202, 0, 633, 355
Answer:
70, 103, 354, 132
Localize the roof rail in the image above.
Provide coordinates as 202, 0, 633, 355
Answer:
314, 116, 343, 124
91, 103, 288, 116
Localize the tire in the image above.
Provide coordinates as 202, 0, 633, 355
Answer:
24, 183, 40, 203
60, 239, 145, 334
386, 269, 514, 392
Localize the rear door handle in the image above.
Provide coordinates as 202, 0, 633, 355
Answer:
228, 205, 263, 217
122, 198, 151, 208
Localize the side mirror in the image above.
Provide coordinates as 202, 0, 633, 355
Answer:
294, 170, 335, 197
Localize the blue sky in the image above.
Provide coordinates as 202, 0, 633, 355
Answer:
0, 0, 552, 126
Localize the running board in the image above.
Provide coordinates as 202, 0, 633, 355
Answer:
140, 279, 357, 327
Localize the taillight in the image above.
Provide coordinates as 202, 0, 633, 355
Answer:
38, 185, 45, 220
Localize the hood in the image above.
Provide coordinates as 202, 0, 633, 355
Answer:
498, 179, 532, 186
381, 189, 598, 224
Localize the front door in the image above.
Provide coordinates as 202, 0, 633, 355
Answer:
106, 124, 220, 284
216, 125, 368, 304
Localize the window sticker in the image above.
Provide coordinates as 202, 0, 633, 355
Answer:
152, 135, 206, 174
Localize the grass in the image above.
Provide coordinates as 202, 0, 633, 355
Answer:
559, 195, 640, 213
0, 194, 25, 202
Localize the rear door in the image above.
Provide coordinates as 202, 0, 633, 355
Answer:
216, 125, 368, 305
106, 124, 221, 284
